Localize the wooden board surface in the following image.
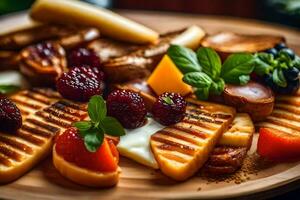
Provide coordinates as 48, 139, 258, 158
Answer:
1, 10, 300, 200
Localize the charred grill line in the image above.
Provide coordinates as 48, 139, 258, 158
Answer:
30, 88, 61, 99
52, 101, 87, 118
0, 144, 22, 162
184, 113, 223, 125
26, 118, 59, 134
170, 125, 207, 139
158, 129, 199, 145
0, 153, 11, 167
187, 108, 231, 120
0, 135, 33, 154
58, 100, 87, 111
151, 135, 195, 156
22, 91, 52, 105
44, 107, 81, 122
10, 98, 42, 110
21, 124, 53, 138
35, 111, 72, 128
17, 130, 45, 146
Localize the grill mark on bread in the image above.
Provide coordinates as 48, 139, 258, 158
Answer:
52, 101, 87, 118
157, 130, 199, 145
265, 118, 300, 132
35, 111, 71, 128
26, 118, 59, 134
0, 135, 33, 154
44, 107, 81, 122
171, 125, 207, 139
10, 98, 42, 110
30, 88, 61, 99
274, 104, 300, 115
0, 143, 22, 161
187, 108, 231, 119
17, 130, 45, 146
151, 135, 195, 155
0, 153, 11, 167
22, 91, 52, 105
58, 100, 87, 111
160, 153, 188, 164
185, 113, 223, 125
21, 124, 53, 138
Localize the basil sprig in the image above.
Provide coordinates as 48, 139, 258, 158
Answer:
0, 85, 20, 95
253, 49, 300, 88
73, 95, 125, 152
168, 45, 256, 100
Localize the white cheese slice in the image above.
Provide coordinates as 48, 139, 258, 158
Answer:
117, 118, 164, 169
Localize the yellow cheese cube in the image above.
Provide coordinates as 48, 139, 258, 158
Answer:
147, 55, 192, 96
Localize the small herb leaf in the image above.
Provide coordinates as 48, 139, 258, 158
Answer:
73, 121, 92, 132
0, 85, 20, 94
253, 53, 274, 76
272, 68, 287, 87
167, 45, 201, 73
183, 72, 212, 88
196, 47, 222, 80
239, 75, 250, 85
210, 78, 225, 95
195, 87, 210, 100
84, 131, 104, 152
162, 96, 174, 105
102, 116, 126, 136
88, 95, 106, 123
221, 53, 255, 85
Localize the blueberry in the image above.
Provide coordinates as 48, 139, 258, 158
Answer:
279, 48, 295, 60
264, 48, 278, 57
283, 67, 299, 81
276, 80, 300, 94
275, 42, 287, 51
263, 74, 274, 87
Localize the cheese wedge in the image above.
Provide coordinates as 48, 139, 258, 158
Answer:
117, 118, 164, 169
0, 89, 87, 183
150, 98, 235, 181
217, 113, 254, 149
30, 0, 159, 44
171, 25, 205, 50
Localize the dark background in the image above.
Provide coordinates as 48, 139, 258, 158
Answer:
0, 0, 300, 199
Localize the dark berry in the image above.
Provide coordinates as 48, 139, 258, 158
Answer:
152, 92, 187, 126
56, 65, 104, 102
279, 48, 295, 60
263, 74, 274, 88
107, 90, 147, 129
68, 48, 101, 68
275, 42, 287, 51
273, 80, 299, 95
0, 97, 22, 132
283, 67, 299, 81
264, 48, 278, 57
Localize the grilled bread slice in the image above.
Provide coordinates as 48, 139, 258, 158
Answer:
205, 113, 254, 174
256, 89, 300, 135
150, 98, 236, 181
0, 88, 87, 184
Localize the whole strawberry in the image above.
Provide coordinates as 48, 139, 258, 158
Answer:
152, 92, 187, 126
0, 97, 22, 132
107, 90, 147, 129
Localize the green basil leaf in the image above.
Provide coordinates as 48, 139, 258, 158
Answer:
221, 53, 255, 84
167, 45, 201, 73
196, 47, 221, 80
84, 131, 104, 152
210, 78, 225, 95
183, 72, 212, 88
73, 121, 92, 132
101, 116, 126, 136
292, 56, 300, 69
195, 87, 210, 100
88, 95, 106, 123
272, 68, 287, 87
253, 55, 274, 76
0, 85, 20, 94
239, 75, 250, 85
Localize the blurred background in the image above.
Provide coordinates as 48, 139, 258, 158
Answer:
0, 0, 300, 27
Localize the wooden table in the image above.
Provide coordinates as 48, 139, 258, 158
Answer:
1, 10, 300, 200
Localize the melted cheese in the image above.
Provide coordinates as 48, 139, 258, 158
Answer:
117, 118, 164, 169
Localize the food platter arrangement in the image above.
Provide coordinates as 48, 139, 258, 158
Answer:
0, 0, 300, 199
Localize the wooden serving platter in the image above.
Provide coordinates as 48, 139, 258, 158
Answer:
1, 10, 300, 200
